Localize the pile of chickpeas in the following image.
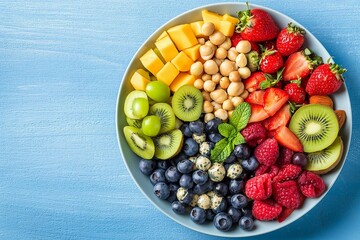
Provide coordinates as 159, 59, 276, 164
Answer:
190, 22, 253, 122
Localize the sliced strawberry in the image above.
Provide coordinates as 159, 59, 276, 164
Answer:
275, 126, 303, 152
263, 88, 289, 116
249, 104, 270, 123
277, 207, 294, 223
263, 103, 291, 131
246, 90, 265, 106
243, 71, 267, 92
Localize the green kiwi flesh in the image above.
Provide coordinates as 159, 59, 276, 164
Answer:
289, 104, 339, 153
126, 117, 142, 128
124, 90, 147, 119
305, 137, 343, 174
172, 85, 203, 122
149, 103, 176, 134
123, 126, 154, 159
153, 129, 183, 160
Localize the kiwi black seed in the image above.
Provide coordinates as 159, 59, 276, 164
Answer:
171, 85, 203, 122
126, 117, 142, 128
289, 104, 339, 153
153, 129, 184, 160
150, 103, 176, 134
123, 126, 154, 159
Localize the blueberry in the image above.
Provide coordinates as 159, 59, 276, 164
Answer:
153, 182, 170, 200
167, 183, 180, 203
241, 207, 254, 218
165, 166, 181, 183
229, 179, 244, 195
239, 216, 255, 231
231, 194, 248, 209
227, 207, 242, 223
192, 170, 208, 185
172, 201, 186, 215
180, 123, 193, 137
206, 209, 215, 221
190, 207, 207, 224
213, 212, 233, 232
189, 121, 204, 134
238, 172, 248, 180
193, 180, 214, 195
234, 144, 251, 159
205, 118, 222, 134
177, 159, 195, 174
224, 152, 237, 164
182, 191, 194, 205
214, 183, 229, 197
170, 152, 187, 166
150, 169, 166, 185
157, 160, 169, 170
139, 159, 157, 176
208, 133, 222, 143
292, 152, 308, 167
213, 198, 228, 214
241, 156, 259, 172
179, 174, 194, 189
183, 138, 199, 156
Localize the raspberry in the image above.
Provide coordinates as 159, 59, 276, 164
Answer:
272, 180, 302, 209
277, 147, 294, 166
255, 164, 279, 179
298, 171, 326, 198
245, 173, 272, 200
274, 164, 302, 183
252, 199, 282, 221
241, 122, 267, 147
254, 138, 279, 166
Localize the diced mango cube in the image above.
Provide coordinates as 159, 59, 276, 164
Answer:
190, 21, 204, 37
171, 51, 194, 72
167, 24, 198, 51
156, 31, 169, 41
136, 69, 150, 80
153, 47, 166, 63
219, 20, 236, 37
130, 71, 150, 91
156, 62, 179, 86
183, 44, 201, 62
140, 49, 164, 76
202, 10, 223, 30
170, 73, 196, 92
222, 14, 240, 24
155, 36, 179, 62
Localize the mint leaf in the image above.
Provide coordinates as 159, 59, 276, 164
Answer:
210, 138, 233, 162
232, 132, 246, 146
229, 102, 251, 131
218, 123, 236, 138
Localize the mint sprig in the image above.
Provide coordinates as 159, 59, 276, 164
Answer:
210, 102, 251, 162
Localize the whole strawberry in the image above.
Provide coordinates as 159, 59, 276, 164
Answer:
260, 49, 284, 74
284, 80, 306, 104
306, 62, 346, 96
276, 22, 305, 56
236, 4, 279, 42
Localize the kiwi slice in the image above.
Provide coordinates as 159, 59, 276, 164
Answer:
124, 90, 147, 119
153, 129, 183, 160
306, 137, 343, 174
172, 85, 203, 122
126, 117, 142, 128
289, 104, 339, 153
123, 126, 155, 159
149, 103, 176, 134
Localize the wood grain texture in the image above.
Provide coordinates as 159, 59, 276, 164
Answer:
0, 0, 359, 239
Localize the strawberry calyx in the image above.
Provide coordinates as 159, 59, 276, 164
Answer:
303, 48, 323, 70
327, 59, 347, 80
286, 22, 305, 35
289, 77, 302, 87
236, 2, 253, 32
260, 68, 284, 89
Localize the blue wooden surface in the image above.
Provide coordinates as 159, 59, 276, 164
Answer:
1, 0, 360, 239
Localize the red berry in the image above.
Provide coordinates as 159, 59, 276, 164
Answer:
297, 171, 326, 198
254, 138, 279, 166
255, 164, 279, 179
252, 199, 282, 221
273, 180, 302, 209
277, 207, 294, 223
231, 32, 244, 47
274, 164, 302, 183
284, 82, 306, 104
276, 23, 305, 56
240, 122, 267, 147
245, 173, 272, 200
277, 147, 294, 166
260, 50, 284, 74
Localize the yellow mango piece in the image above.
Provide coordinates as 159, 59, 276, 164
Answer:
219, 20, 236, 37
201, 10, 223, 30
222, 14, 240, 24
156, 31, 168, 42
167, 24, 198, 51
171, 51, 194, 72
153, 47, 166, 63
183, 44, 201, 62
156, 62, 179, 86
170, 73, 195, 92
136, 69, 150, 80
155, 35, 179, 62
130, 71, 150, 91
140, 49, 164, 76
190, 21, 204, 37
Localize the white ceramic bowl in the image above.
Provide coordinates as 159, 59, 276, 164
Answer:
116, 2, 352, 237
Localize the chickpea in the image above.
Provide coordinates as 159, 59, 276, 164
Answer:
219, 37, 231, 50
201, 22, 215, 36
220, 60, 236, 77
205, 41, 217, 53
202, 91, 211, 101
202, 74, 211, 81
203, 60, 219, 75
219, 76, 230, 89
235, 53, 248, 68
214, 109, 228, 121
197, 37, 206, 45
200, 45, 215, 60
222, 99, 234, 111
210, 89, 228, 104
214, 58, 223, 67
215, 47, 227, 60
229, 71, 241, 82
193, 79, 204, 90
240, 90, 249, 99
211, 101, 222, 111
190, 61, 204, 76
231, 96, 244, 107
228, 110, 234, 118
227, 47, 239, 62
227, 82, 245, 96
203, 80, 216, 92
209, 31, 226, 46
238, 67, 251, 79
203, 100, 214, 113
236, 40, 252, 53
204, 113, 215, 123
212, 73, 221, 84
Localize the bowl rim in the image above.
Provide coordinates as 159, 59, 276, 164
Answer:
115, 2, 352, 237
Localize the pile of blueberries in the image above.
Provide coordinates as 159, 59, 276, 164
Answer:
138, 117, 260, 232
